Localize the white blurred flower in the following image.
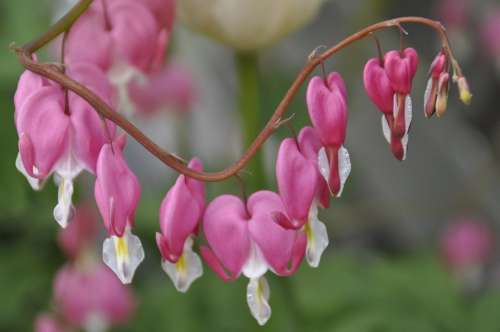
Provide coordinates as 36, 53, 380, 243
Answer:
178, 0, 325, 50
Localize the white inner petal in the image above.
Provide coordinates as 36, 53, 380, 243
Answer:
15, 153, 44, 190
336, 146, 351, 197
305, 202, 329, 268
53, 177, 75, 228
423, 77, 433, 115
317, 147, 329, 184
247, 276, 271, 326
161, 237, 203, 293
103, 227, 145, 284
242, 241, 268, 279
405, 95, 413, 133
381, 115, 391, 144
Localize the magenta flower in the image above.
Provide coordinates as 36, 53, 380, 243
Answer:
384, 48, 418, 133
364, 49, 418, 161
34, 314, 65, 332
54, 262, 135, 330
156, 158, 205, 292
275, 132, 329, 267
306, 72, 351, 197
95, 136, 144, 284
201, 191, 306, 325
441, 220, 494, 271
14, 63, 116, 228
65, 0, 160, 73
65, 0, 167, 114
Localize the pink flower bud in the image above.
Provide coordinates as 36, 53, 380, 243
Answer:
435, 72, 450, 117
156, 158, 205, 292
384, 48, 419, 94
363, 58, 394, 114
53, 263, 135, 328
275, 137, 317, 229
306, 72, 348, 148
424, 51, 448, 118
441, 220, 494, 270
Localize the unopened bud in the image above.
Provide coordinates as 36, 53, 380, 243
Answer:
457, 76, 472, 105
436, 73, 450, 117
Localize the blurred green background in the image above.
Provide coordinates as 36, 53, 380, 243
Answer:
2, 0, 500, 331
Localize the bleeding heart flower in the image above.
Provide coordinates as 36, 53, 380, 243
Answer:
53, 262, 135, 330
65, 0, 163, 114
95, 136, 144, 284
14, 63, 116, 228
156, 158, 205, 292
306, 72, 351, 197
274, 134, 330, 267
201, 191, 306, 325
383, 48, 419, 139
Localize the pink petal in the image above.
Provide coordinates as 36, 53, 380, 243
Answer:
247, 191, 304, 275
363, 58, 394, 114
16, 87, 69, 178
95, 142, 141, 236
107, 0, 160, 72
65, 6, 113, 71
276, 138, 317, 228
306, 73, 348, 147
297, 127, 330, 208
203, 195, 250, 278
384, 48, 419, 94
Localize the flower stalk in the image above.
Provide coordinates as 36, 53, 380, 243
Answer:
236, 52, 266, 191
13, 3, 469, 183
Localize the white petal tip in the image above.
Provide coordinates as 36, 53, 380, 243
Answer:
305, 206, 329, 268
247, 277, 271, 326
162, 238, 203, 293
336, 146, 351, 197
15, 153, 44, 190
103, 229, 145, 284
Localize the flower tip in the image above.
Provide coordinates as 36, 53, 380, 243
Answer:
103, 228, 145, 284
457, 77, 472, 105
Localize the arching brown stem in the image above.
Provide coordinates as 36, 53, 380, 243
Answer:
13, 0, 464, 182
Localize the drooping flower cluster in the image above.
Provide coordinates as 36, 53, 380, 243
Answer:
14, 1, 472, 327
